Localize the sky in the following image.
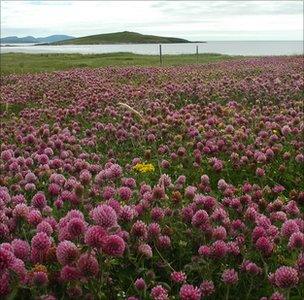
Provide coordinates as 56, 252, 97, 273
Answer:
1, 1, 303, 41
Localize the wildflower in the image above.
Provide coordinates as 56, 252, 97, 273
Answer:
157, 235, 171, 249
242, 260, 262, 275
221, 269, 238, 285
0, 248, 13, 272
256, 167, 265, 177
11, 239, 30, 260
102, 186, 116, 200
0, 272, 10, 297
281, 125, 291, 136
77, 253, 99, 277
288, 231, 304, 249
25, 172, 37, 183
56, 241, 79, 265
10, 258, 27, 283
179, 284, 201, 300
131, 221, 148, 239
211, 240, 228, 259
109, 163, 123, 178
133, 162, 155, 173
79, 170, 92, 184
120, 205, 135, 222
134, 278, 146, 291
152, 185, 166, 200
200, 280, 215, 297
184, 186, 196, 199
191, 209, 209, 227
295, 153, 304, 164
170, 271, 187, 283
198, 245, 211, 257
91, 204, 118, 229
281, 219, 299, 238
67, 217, 86, 237
151, 207, 165, 221
31, 232, 51, 252
274, 266, 298, 288
60, 265, 81, 282
212, 226, 227, 240
84, 226, 107, 248
37, 221, 54, 236
102, 235, 125, 256
118, 186, 132, 201
27, 209, 43, 226
31, 271, 48, 287
270, 292, 285, 300
67, 286, 83, 298
150, 285, 168, 300
148, 223, 161, 238
255, 236, 274, 256
138, 243, 153, 258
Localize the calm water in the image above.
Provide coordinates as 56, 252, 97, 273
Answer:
0, 41, 303, 56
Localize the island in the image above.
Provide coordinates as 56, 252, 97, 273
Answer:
0, 35, 74, 44
50, 31, 203, 45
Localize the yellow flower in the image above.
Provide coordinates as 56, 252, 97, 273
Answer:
133, 162, 155, 173
272, 129, 278, 134
32, 264, 48, 274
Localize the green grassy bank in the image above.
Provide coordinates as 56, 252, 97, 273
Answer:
0, 52, 238, 76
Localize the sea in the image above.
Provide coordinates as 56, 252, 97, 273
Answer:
0, 41, 303, 56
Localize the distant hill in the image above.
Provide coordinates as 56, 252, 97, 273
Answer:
52, 31, 192, 45
0, 35, 75, 44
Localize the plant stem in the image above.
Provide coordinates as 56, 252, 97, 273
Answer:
155, 245, 175, 272
286, 289, 290, 300
246, 280, 253, 300
225, 286, 230, 300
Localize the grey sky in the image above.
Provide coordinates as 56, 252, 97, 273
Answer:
1, 1, 303, 40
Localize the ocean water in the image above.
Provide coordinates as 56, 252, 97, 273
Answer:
0, 41, 303, 56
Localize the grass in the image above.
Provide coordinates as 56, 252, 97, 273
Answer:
51, 31, 191, 45
0, 52, 240, 76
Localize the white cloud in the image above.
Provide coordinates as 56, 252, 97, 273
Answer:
1, 1, 303, 40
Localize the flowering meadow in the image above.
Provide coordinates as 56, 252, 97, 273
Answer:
0, 56, 304, 300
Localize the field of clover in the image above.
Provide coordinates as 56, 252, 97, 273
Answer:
0, 56, 303, 300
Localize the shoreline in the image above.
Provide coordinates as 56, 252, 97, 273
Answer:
45, 41, 206, 46
0, 41, 207, 47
